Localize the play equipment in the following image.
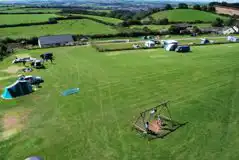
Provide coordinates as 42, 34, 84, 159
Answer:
133, 101, 185, 140
62, 88, 80, 96
1, 80, 33, 99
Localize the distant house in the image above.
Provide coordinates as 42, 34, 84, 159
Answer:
38, 34, 74, 48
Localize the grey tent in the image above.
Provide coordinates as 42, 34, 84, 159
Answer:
38, 34, 74, 48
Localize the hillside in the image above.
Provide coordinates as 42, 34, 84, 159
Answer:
146, 9, 229, 22
0, 19, 119, 38
0, 14, 59, 25
1, 43, 239, 160
71, 14, 123, 24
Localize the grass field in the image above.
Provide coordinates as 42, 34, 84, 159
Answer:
0, 8, 61, 13
1, 43, 239, 160
146, 9, 229, 22
0, 19, 119, 38
0, 14, 59, 25
70, 14, 123, 24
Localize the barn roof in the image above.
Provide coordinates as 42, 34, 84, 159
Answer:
38, 34, 73, 45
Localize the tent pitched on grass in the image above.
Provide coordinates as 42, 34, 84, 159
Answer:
1, 80, 33, 99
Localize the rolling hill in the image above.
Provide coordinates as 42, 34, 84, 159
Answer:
0, 19, 119, 39
145, 9, 229, 22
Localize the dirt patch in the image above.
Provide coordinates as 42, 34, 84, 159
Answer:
0, 108, 32, 141
0, 75, 16, 81
15, 54, 30, 58
1, 66, 25, 74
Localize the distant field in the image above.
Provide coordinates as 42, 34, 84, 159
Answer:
130, 25, 170, 31
88, 9, 112, 13
0, 19, 119, 38
0, 14, 59, 25
146, 9, 229, 22
70, 14, 122, 24
0, 8, 61, 13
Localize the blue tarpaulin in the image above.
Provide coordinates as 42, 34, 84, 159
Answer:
62, 88, 80, 96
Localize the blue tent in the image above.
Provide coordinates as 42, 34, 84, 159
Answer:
1, 80, 33, 99
175, 46, 190, 53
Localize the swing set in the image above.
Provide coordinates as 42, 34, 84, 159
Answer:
133, 101, 186, 140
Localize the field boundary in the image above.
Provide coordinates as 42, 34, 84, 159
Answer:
92, 41, 239, 52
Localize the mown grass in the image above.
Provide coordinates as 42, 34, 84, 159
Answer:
70, 14, 123, 24
0, 14, 59, 25
0, 19, 119, 39
146, 9, 229, 22
1, 43, 239, 160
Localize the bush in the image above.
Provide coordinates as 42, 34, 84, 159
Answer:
178, 3, 188, 9
164, 4, 173, 10
212, 18, 224, 27
193, 4, 201, 10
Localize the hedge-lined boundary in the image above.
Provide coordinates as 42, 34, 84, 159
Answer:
92, 41, 239, 52
0, 15, 115, 28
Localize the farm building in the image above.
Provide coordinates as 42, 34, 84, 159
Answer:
38, 34, 74, 48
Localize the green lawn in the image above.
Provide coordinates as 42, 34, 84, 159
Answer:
0, 8, 61, 13
0, 19, 119, 38
1, 43, 239, 160
0, 14, 58, 25
146, 9, 229, 22
130, 25, 170, 31
70, 14, 122, 24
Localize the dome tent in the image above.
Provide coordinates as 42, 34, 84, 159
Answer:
25, 156, 42, 160
165, 43, 178, 51
1, 80, 32, 99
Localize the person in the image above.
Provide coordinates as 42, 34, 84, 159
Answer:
145, 122, 149, 132
149, 108, 157, 121
157, 115, 162, 127
22, 60, 26, 66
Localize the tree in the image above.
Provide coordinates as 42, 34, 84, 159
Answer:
224, 17, 236, 26
208, 6, 216, 12
168, 25, 181, 34
165, 4, 173, 10
143, 26, 151, 32
201, 5, 208, 11
193, 4, 201, 10
178, 3, 188, 9
192, 26, 201, 33
212, 18, 224, 27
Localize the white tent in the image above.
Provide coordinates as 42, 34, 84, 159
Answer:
165, 44, 178, 51
227, 36, 239, 42
145, 40, 155, 48
161, 40, 178, 48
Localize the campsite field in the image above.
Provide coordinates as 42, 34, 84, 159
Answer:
1, 43, 239, 160
146, 9, 229, 22
0, 14, 59, 25
0, 19, 119, 38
